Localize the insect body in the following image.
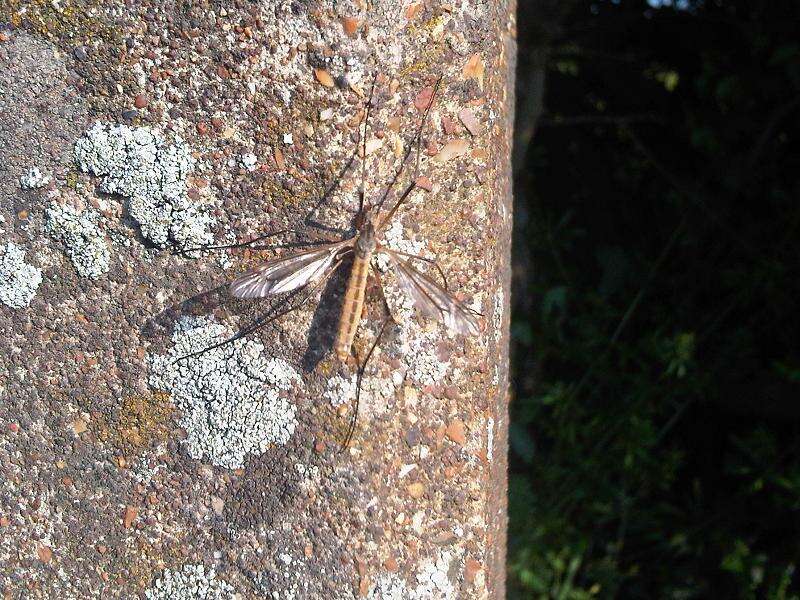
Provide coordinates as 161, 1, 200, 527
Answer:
228, 205, 480, 361
335, 218, 377, 362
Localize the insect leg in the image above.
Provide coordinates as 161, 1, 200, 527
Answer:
175, 229, 334, 256
374, 75, 443, 214
376, 180, 416, 231
340, 315, 393, 451
358, 73, 378, 214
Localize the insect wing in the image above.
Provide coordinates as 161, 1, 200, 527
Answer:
386, 250, 480, 336
231, 242, 349, 298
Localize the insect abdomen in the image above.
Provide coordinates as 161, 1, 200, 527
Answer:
335, 252, 372, 362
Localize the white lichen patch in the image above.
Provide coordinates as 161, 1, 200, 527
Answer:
493, 288, 504, 341
148, 316, 301, 469
239, 152, 258, 171
74, 123, 215, 250
375, 218, 427, 274
405, 328, 450, 386
324, 372, 396, 416
145, 564, 235, 600
0, 242, 42, 308
45, 203, 111, 279
19, 166, 51, 189
415, 552, 458, 599
487, 417, 495, 462
368, 551, 459, 600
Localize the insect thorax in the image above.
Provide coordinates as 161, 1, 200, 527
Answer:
355, 220, 377, 257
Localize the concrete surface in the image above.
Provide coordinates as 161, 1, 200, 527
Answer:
0, 1, 514, 597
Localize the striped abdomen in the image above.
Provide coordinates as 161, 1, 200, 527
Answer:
335, 250, 372, 362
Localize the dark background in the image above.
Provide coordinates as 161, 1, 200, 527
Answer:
509, 1, 800, 597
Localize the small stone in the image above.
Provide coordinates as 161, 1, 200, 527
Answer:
73, 46, 88, 61
273, 146, 286, 170
0, 516, 10, 527
445, 419, 466, 445
444, 385, 460, 400
405, 1, 423, 19
384, 556, 398, 572
341, 16, 360, 37
211, 496, 224, 515
459, 108, 482, 136
134, 94, 148, 109
364, 138, 382, 155
97, 545, 107, 554
123, 505, 138, 528
463, 53, 485, 89
414, 86, 435, 112
415, 176, 433, 192
464, 558, 482, 584
441, 115, 458, 135
358, 575, 370, 597
433, 139, 469, 163
314, 68, 335, 88
405, 426, 421, 447
121, 109, 138, 120
407, 482, 425, 499
37, 545, 53, 563
196, 121, 209, 135
72, 419, 87, 435
320, 108, 334, 121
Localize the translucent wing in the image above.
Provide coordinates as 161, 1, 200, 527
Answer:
231, 241, 351, 298
384, 249, 481, 336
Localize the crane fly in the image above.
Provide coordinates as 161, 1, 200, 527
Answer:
184, 76, 481, 447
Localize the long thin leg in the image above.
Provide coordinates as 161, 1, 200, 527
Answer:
340, 315, 392, 450
173, 258, 345, 363
359, 74, 378, 213
374, 75, 443, 214
376, 180, 417, 232
303, 150, 358, 236
175, 229, 336, 256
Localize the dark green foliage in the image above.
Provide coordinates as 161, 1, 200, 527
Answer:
510, 0, 800, 597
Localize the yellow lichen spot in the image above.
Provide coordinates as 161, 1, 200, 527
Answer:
113, 392, 175, 450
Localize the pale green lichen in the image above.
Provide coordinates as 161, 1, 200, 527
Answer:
145, 564, 235, 600
45, 203, 110, 279
74, 123, 214, 250
0, 242, 42, 308
148, 316, 301, 469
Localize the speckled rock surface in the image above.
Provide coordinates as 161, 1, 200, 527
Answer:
0, 1, 514, 598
